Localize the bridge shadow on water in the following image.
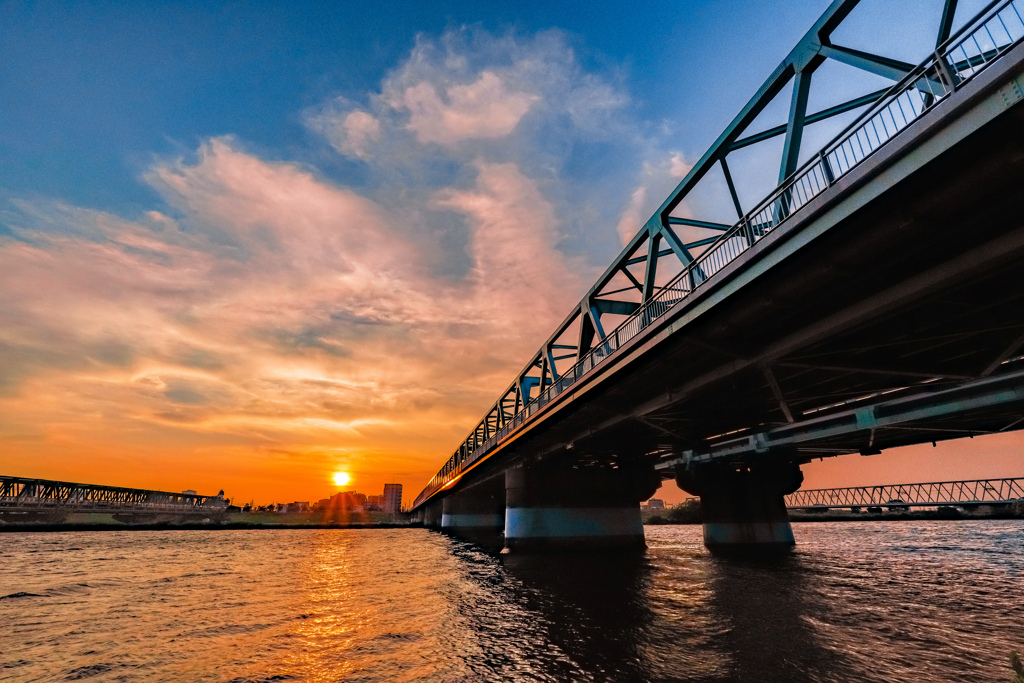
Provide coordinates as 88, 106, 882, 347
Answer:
498, 549, 654, 681
696, 552, 875, 683
444, 535, 874, 682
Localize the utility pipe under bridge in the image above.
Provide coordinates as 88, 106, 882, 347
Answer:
787, 477, 1024, 509
0, 475, 228, 523
413, 0, 1024, 555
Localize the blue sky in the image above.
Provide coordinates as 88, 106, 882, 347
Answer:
2, 0, 1015, 503
1, 0, 837, 211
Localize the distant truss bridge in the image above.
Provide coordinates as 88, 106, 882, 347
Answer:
0, 475, 228, 516
786, 477, 1024, 509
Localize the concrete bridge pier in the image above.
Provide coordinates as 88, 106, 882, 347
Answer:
504, 461, 660, 553
677, 460, 803, 553
441, 478, 505, 548
423, 500, 443, 529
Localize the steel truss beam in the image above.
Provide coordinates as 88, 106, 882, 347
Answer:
786, 476, 1024, 508
659, 369, 1024, 469
0, 476, 227, 513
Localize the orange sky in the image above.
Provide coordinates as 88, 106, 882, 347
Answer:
0, 142, 588, 507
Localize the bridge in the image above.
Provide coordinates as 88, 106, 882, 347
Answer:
411, 0, 1024, 553
0, 475, 228, 522
786, 476, 1024, 509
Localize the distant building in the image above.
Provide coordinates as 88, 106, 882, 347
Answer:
383, 483, 403, 513
307, 486, 402, 515
312, 491, 366, 513
346, 491, 367, 510
645, 498, 665, 510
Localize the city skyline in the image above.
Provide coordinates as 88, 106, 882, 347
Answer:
1, 0, 1021, 506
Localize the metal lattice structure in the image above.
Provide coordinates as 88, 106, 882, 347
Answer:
0, 476, 228, 514
415, 0, 1024, 508
786, 477, 1024, 508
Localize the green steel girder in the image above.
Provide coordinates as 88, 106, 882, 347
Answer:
729, 89, 891, 151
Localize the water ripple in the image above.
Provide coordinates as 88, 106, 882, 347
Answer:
0, 523, 1021, 681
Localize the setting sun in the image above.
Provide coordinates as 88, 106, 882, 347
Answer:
333, 472, 351, 487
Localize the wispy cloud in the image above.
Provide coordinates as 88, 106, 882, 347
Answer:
401, 71, 538, 145
0, 27, 687, 502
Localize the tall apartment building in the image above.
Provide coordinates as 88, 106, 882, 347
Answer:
383, 483, 403, 513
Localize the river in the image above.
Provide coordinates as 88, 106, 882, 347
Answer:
1, 521, 1022, 682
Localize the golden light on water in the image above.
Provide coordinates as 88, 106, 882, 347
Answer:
333, 472, 351, 487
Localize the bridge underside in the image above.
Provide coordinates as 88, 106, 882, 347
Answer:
418, 12, 1024, 554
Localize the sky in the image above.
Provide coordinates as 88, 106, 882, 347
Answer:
1, 0, 1020, 507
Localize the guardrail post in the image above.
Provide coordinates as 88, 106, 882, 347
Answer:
742, 218, 755, 247
933, 50, 959, 93
819, 151, 835, 187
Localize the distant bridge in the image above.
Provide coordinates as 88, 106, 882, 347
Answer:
786, 477, 1024, 509
412, 0, 1024, 554
0, 475, 228, 517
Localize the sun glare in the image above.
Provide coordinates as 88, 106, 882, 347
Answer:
333, 472, 351, 487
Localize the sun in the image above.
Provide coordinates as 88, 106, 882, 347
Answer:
332, 471, 351, 487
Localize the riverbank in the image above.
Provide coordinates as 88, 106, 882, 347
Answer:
0, 510, 415, 532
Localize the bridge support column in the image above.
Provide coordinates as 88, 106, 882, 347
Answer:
504, 462, 660, 553
441, 478, 505, 547
423, 501, 443, 529
677, 460, 803, 553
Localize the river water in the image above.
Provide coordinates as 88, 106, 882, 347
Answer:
1, 521, 1022, 682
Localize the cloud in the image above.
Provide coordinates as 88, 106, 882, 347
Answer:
307, 105, 382, 159
615, 186, 649, 246
436, 160, 584, 337
401, 71, 538, 145
299, 27, 700, 291
336, 111, 383, 159
0, 26, 690, 503
614, 151, 694, 246
0, 137, 588, 497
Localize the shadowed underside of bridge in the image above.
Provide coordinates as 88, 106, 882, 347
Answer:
571, 102, 1024, 465
413, 0, 1024, 553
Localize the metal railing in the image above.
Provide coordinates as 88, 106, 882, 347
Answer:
414, 0, 1024, 509
787, 477, 1024, 508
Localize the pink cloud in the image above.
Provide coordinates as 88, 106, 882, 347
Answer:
0, 140, 589, 501
307, 107, 382, 159
615, 152, 695, 246
400, 71, 539, 145
437, 161, 584, 337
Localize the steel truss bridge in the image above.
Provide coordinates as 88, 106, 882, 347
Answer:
414, 0, 1024, 513
786, 477, 1024, 509
0, 476, 228, 515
